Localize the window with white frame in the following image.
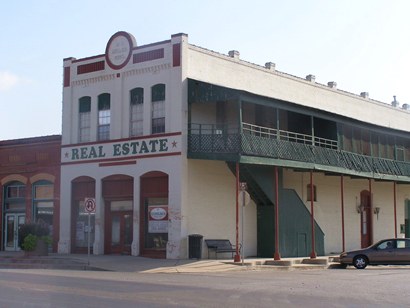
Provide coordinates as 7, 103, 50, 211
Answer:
33, 181, 54, 237
151, 84, 165, 134
79, 96, 91, 142
98, 93, 110, 141
130, 87, 144, 136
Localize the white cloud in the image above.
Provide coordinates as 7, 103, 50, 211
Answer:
0, 71, 19, 91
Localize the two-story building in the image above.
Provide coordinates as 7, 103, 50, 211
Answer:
59, 31, 410, 259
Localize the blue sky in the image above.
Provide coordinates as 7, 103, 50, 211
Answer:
1, 0, 409, 140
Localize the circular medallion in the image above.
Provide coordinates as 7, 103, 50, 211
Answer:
105, 31, 136, 70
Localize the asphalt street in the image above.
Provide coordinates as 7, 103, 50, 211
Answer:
1, 266, 410, 307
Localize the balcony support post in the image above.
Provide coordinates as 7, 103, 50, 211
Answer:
310, 170, 317, 259
274, 166, 281, 260
394, 181, 397, 238
341, 175, 346, 252
234, 162, 241, 262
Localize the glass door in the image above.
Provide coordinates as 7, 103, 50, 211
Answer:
106, 200, 133, 254
4, 213, 25, 251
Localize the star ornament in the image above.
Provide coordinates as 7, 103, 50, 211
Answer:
171, 140, 177, 148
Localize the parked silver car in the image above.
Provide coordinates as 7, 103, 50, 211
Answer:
339, 238, 410, 269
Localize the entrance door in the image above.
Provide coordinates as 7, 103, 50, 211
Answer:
109, 211, 132, 254
405, 200, 410, 237
105, 200, 133, 255
360, 190, 372, 248
4, 213, 25, 251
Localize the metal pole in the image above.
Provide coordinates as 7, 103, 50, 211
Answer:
87, 212, 90, 266
394, 182, 397, 238
241, 191, 245, 266
369, 179, 373, 244
310, 171, 317, 258
341, 175, 345, 252
274, 166, 281, 260
234, 162, 241, 262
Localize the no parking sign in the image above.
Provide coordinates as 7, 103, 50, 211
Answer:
84, 197, 95, 265
84, 198, 96, 213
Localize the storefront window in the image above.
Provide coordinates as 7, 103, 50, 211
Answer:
144, 197, 168, 249
75, 200, 95, 248
33, 181, 54, 236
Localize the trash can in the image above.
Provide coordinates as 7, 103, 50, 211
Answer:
188, 234, 203, 259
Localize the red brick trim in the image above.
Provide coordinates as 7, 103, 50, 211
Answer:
77, 61, 105, 74
64, 67, 70, 87
99, 160, 137, 167
62, 151, 181, 166
133, 48, 164, 64
61, 132, 182, 148
173, 43, 181, 67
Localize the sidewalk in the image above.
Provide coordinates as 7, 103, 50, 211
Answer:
0, 251, 341, 273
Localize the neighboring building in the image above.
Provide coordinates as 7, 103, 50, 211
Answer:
59, 31, 410, 259
0, 135, 61, 252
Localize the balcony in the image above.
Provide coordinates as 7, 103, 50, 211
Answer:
188, 122, 410, 182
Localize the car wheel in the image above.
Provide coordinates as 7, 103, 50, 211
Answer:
353, 255, 368, 269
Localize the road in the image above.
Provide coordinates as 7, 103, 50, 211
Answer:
1, 267, 410, 307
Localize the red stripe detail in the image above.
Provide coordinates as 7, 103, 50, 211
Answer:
61, 151, 181, 166
61, 132, 182, 149
77, 61, 105, 74
173, 43, 181, 67
64, 67, 70, 87
99, 160, 136, 167
133, 48, 164, 63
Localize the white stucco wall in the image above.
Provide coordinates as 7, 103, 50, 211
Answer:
283, 169, 408, 254
186, 45, 410, 133
59, 153, 183, 258
186, 159, 257, 258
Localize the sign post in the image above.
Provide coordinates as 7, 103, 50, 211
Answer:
239, 183, 250, 266
84, 198, 96, 266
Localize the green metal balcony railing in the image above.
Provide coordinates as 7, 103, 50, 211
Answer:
242, 123, 338, 150
188, 122, 410, 179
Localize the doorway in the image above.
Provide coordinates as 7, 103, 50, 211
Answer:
360, 190, 372, 248
4, 213, 25, 251
105, 200, 133, 255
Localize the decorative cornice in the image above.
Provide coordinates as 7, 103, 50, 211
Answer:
70, 63, 171, 87
71, 74, 116, 87
123, 63, 171, 78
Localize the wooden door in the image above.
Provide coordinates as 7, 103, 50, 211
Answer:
360, 190, 372, 248
106, 210, 133, 255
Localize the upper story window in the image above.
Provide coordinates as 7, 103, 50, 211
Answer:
79, 96, 91, 143
151, 84, 165, 134
130, 87, 144, 137
98, 93, 111, 141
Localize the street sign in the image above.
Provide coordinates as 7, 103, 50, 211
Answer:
238, 190, 251, 207
84, 198, 96, 213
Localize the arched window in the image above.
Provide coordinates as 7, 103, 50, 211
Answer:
98, 93, 111, 140
33, 180, 54, 236
151, 84, 165, 134
130, 87, 144, 136
79, 96, 91, 142
4, 181, 26, 211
